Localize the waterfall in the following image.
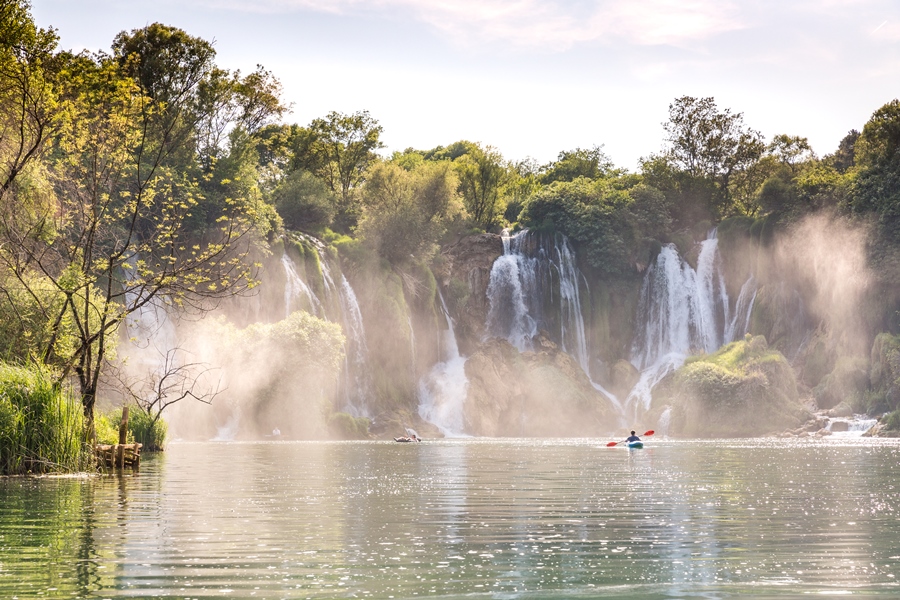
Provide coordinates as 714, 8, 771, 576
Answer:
725, 275, 758, 343
627, 229, 754, 415
485, 230, 621, 411
487, 230, 591, 363
418, 291, 470, 436
283, 236, 376, 418
284, 237, 375, 417
485, 232, 539, 351
281, 252, 322, 318
337, 274, 373, 417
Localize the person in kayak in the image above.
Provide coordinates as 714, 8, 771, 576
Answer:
625, 431, 641, 443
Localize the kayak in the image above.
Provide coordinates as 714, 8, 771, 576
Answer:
627, 441, 644, 449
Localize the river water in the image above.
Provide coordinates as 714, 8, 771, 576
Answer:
2, 438, 899, 599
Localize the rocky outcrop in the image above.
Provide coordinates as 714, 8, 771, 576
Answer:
609, 359, 640, 400
663, 335, 811, 437
436, 233, 503, 354
463, 333, 617, 437
869, 333, 900, 411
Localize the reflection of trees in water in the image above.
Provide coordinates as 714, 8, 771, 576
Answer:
76, 480, 100, 595
0, 477, 123, 596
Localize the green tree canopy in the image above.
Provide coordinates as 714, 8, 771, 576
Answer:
290, 110, 384, 231
654, 96, 766, 218
849, 99, 900, 238
520, 177, 670, 277
358, 159, 463, 264
540, 146, 615, 184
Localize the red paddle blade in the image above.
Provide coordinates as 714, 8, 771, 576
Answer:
606, 441, 618, 447
643, 430, 655, 436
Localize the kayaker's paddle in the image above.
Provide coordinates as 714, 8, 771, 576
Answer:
606, 430, 654, 447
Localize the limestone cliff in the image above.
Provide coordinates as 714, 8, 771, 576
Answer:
463, 333, 617, 437
436, 233, 503, 354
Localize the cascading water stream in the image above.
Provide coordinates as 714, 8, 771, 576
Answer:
485, 232, 539, 351
626, 229, 755, 418
337, 274, 373, 417
485, 230, 622, 412
281, 252, 322, 318
418, 290, 470, 436
282, 236, 376, 418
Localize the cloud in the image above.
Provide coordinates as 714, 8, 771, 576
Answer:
204, 0, 745, 50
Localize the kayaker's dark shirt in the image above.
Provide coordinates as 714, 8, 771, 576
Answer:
626, 435, 641, 442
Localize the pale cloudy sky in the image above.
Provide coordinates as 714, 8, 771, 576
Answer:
34, 0, 900, 168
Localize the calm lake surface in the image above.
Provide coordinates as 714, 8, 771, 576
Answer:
2, 438, 900, 599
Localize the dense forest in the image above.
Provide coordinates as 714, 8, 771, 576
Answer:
3, 1, 900, 473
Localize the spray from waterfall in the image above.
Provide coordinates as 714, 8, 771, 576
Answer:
286, 237, 376, 418
122, 253, 179, 389
418, 290, 470, 436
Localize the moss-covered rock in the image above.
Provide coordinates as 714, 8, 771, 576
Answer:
610, 359, 640, 400
328, 412, 371, 440
868, 332, 900, 414
463, 334, 617, 437
667, 336, 810, 437
813, 356, 869, 410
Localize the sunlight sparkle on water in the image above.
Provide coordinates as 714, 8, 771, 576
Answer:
1, 438, 900, 598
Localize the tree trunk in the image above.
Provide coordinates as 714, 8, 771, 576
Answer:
80, 374, 97, 443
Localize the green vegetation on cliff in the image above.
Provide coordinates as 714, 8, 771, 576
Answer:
666, 336, 809, 437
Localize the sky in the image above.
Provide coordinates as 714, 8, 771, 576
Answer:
33, 0, 900, 169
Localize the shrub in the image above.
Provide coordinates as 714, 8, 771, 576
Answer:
129, 409, 168, 451
96, 406, 167, 451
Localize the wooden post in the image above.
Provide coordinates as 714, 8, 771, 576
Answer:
118, 406, 129, 444
117, 407, 129, 468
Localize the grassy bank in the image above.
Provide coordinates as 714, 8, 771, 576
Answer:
0, 362, 91, 475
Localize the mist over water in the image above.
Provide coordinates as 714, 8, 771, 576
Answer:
121, 213, 880, 440
418, 291, 469, 436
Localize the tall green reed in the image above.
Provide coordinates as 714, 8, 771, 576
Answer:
0, 362, 92, 475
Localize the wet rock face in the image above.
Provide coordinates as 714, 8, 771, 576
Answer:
462, 334, 617, 437
437, 234, 503, 354
610, 360, 640, 400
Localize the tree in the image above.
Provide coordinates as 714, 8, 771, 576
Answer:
520, 177, 669, 277
358, 159, 462, 264
849, 99, 900, 238
194, 64, 286, 173
661, 96, 765, 216
505, 157, 541, 223
291, 110, 383, 231
0, 0, 59, 203
454, 144, 508, 229
274, 169, 336, 232
767, 134, 814, 173
0, 48, 260, 436
829, 129, 859, 174
112, 346, 223, 433
540, 146, 615, 184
